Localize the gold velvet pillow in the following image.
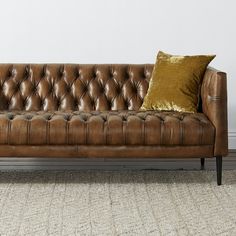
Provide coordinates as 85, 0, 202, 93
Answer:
140, 51, 215, 113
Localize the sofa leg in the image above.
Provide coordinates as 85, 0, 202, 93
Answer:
200, 158, 205, 170
216, 156, 222, 185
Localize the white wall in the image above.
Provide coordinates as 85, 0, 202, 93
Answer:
0, 0, 235, 148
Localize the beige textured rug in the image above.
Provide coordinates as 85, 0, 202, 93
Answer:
0, 170, 236, 236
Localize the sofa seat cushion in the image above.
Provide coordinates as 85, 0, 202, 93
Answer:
0, 111, 215, 146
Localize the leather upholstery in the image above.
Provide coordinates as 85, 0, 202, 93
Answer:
0, 110, 214, 145
0, 145, 214, 158
0, 64, 228, 158
0, 64, 152, 111
201, 67, 228, 156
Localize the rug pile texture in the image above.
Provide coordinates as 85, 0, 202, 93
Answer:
0, 170, 236, 236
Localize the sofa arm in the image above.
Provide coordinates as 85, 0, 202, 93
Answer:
201, 67, 228, 156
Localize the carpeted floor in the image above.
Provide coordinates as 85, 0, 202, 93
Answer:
0, 170, 236, 236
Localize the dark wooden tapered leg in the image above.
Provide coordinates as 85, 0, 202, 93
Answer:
216, 156, 222, 185
200, 158, 205, 170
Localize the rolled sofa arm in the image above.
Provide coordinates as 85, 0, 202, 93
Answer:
201, 67, 228, 156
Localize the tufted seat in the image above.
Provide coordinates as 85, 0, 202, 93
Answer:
0, 110, 214, 146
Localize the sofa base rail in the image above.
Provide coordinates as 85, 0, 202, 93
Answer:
0, 145, 223, 185
0, 145, 214, 158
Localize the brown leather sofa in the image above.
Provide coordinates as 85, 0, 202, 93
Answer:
0, 64, 228, 185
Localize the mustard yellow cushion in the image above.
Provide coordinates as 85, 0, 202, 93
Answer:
140, 51, 215, 113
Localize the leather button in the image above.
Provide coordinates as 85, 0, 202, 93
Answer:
26, 115, 33, 120
124, 100, 129, 107
66, 86, 71, 93
16, 83, 21, 90
116, 87, 122, 94
33, 85, 37, 93
65, 115, 71, 121
10, 68, 17, 77
48, 86, 53, 93
74, 99, 78, 107
132, 85, 137, 93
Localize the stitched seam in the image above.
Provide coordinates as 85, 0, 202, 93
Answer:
27, 119, 31, 145
66, 119, 69, 145
182, 121, 185, 145
104, 119, 107, 145
46, 119, 50, 144
85, 120, 88, 145
180, 120, 183, 145
142, 119, 145, 145
160, 119, 164, 145
123, 119, 127, 145
7, 118, 11, 145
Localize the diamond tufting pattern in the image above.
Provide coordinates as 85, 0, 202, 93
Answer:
0, 64, 152, 111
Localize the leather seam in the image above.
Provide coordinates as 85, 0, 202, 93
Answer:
142, 119, 146, 145
160, 119, 164, 145
7, 118, 11, 145
66, 120, 69, 145
85, 120, 88, 145
104, 119, 107, 145
180, 120, 183, 145
27, 119, 31, 145
123, 120, 127, 145
47, 119, 50, 145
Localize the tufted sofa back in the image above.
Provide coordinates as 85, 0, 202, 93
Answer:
0, 64, 154, 111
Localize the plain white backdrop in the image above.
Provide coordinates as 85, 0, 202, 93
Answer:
0, 0, 235, 148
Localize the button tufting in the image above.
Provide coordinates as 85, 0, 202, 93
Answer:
143, 69, 150, 79
93, 70, 97, 79
126, 69, 131, 80
60, 66, 66, 77
66, 86, 71, 93
10, 68, 17, 77
90, 100, 95, 107
49, 86, 54, 94
16, 83, 21, 90
26, 115, 33, 120
0, 110, 215, 146
8, 114, 14, 120
57, 100, 61, 106
39, 100, 44, 106
47, 116, 52, 121
74, 99, 78, 107
65, 115, 71, 121
132, 85, 138, 93
31, 84, 37, 93
43, 66, 50, 77
81, 115, 87, 122
0, 64, 157, 112
116, 87, 122, 94
0, 63, 220, 147
124, 100, 129, 107
100, 86, 105, 93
